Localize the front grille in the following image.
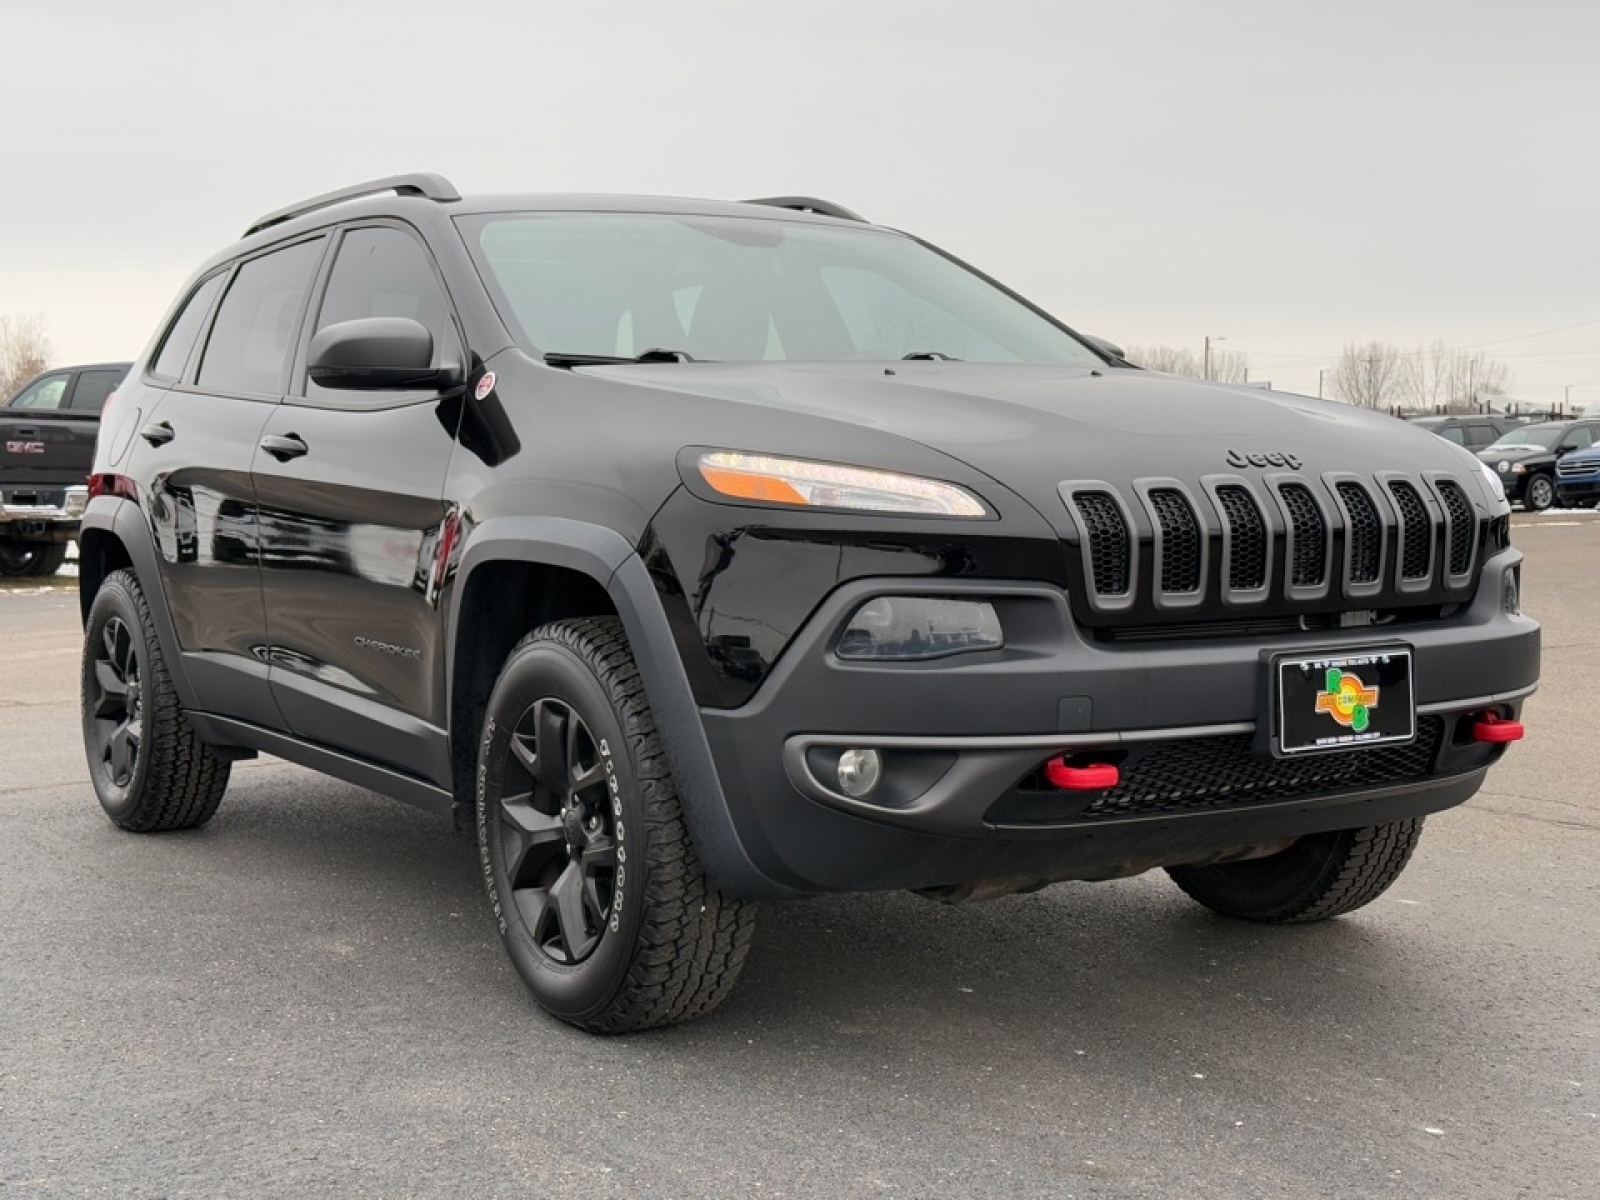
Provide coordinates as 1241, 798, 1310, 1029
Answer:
1070, 491, 1131, 596
1149, 488, 1201, 593
1436, 481, 1475, 577
1556, 458, 1595, 478
1279, 483, 1327, 588
1061, 470, 1486, 627
1335, 482, 1382, 585
992, 718, 1445, 826
1216, 485, 1267, 591
1388, 481, 1432, 580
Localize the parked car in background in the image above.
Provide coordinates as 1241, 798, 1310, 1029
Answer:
1475, 419, 1600, 511
1405, 414, 1527, 451
1554, 445, 1600, 508
1, 362, 130, 576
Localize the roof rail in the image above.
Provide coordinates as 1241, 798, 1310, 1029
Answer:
742, 195, 866, 223
244, 172, 461, 237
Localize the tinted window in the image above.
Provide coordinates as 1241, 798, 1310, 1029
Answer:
198, 239, 324, 395
1564, 427, 1595, 450
309, 227, 456, 392
68, 370, 125, 412
1436, 426, 1465, 445
8, 372, 69, 410
151, 273, 226, 381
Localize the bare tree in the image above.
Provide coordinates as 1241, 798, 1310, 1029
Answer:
1125, 344, 1250, 383
1402, 340, 1513, 412
1329, 341, 1409, 410
0, 313, 51, 398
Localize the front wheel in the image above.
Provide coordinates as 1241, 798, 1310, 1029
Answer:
477, 617, 757, 1033
0, 538, 68, 577
1524, 474, 1555, 511
1166, 819, 1423, 923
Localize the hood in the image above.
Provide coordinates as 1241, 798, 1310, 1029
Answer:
589, 361, 1499, 522
1475, 443, 1553, 464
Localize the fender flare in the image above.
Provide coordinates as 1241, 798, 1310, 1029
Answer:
78, 494, 200, 711
451, 517, 789, 899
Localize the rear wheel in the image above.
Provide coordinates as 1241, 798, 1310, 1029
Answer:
81, 569, 231, 830
0, 538, 67, 577
477, 617, 756, 1033
1166, 819, 1422, 923
1524, 473, 1555, 511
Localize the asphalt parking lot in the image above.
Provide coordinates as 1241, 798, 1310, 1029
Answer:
1, 517, 1595, 1199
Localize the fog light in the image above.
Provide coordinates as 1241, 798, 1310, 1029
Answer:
836, 748, 882, 797
837, 597, 1003, 661
1503, 568, 1520, 616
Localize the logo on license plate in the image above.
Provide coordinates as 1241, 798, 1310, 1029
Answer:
1314, 669, 1379, 732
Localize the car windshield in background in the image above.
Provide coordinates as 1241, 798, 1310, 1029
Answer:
465, 213, 1103, 367
1486, 426, 1565, 451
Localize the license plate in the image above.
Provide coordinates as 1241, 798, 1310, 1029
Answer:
1273, 647, 1415, 756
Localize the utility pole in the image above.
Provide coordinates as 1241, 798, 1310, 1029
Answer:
1204, 335, 1224, 381
1317, 368, 1325, 399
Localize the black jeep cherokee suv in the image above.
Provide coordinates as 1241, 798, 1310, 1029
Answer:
78, 174, 1539, 1032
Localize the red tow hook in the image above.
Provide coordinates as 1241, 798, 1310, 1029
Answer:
1470, 713, 1525, 744
1044, 758, 1120, 791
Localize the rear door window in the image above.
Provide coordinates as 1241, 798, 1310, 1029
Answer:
198, 239, 325, 396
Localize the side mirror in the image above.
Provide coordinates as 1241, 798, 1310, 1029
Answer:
307, 317, 463, 391
1083, 333, 1127, 362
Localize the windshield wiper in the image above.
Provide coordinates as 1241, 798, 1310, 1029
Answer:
900, 351, 961, 361
543, 348, 695, 368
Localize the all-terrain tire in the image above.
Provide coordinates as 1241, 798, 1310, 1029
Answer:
0, 538, 68, 578
81, 569, 230, 831
477, 616, 757, 1033
1166, 819, 1423, 923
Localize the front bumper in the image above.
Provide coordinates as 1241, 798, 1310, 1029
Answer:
1554, 476, 1600, 505
696, 550, 1538, 896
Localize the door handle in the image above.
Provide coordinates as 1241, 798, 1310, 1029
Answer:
139, 421, 175, 447
259, 433, 309, 461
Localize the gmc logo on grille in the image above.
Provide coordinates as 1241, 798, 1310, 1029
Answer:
1226, 449, 1302, 471
6, 440, 45, 455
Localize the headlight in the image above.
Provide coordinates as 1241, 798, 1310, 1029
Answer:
1496, 460, 1511, 473
1478, 460, 1506, 504
837, 596, 1003, 660
697, 451, 987, 517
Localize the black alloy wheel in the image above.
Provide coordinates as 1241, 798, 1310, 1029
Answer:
478, 618, 756, 1033
88, 615, 143, 790
0, 538, 68, 577
495, 697, 618, 965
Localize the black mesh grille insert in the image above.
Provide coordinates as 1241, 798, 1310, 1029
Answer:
1336, 482, 1382, 585
1388, 481, 1431, 580
1437, 481, 1475, 576
1073, 491, 1131, 596
1278, 483, 1327, 589
990, 719, 1451, 826
1215, 486, 1266, 591
1149, 489, 1201, 593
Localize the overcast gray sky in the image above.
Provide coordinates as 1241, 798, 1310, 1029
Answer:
5, 0, 1598, 408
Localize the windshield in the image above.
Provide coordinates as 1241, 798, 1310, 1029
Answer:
463, 213, 1103, 367
1486, 425, 1565, 450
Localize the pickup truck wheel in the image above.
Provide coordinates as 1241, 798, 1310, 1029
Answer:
81, 569, 230, 831
477, 617, 756, 1033
1524, 474, 1555, 511
1166, 819, 1422, 923
0, 538, 67, 577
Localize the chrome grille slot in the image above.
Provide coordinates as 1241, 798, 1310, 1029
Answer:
1278, 482, 1327, 589
1335, 481, 1382, 586
1387, 480, 1432, 581
1215, 485, 1267, 592
1149, 488, 1202, 594
1071, 491, 1132, 597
